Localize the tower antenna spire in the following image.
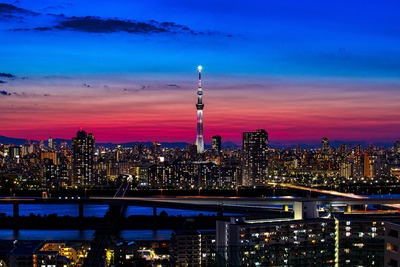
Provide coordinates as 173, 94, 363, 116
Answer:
195, 66, 204, 153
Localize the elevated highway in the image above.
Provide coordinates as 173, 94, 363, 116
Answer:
2, 195, 400, 216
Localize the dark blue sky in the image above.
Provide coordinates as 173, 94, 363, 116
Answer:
1, 0, 399, 144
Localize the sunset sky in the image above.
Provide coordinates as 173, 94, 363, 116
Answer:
1, 1, 399, 146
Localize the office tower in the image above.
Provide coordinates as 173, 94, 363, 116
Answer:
363, 152, 374, 178
355, 144, 362, 155
340, 143, 347, 156
48, 136, 53, 149
72, 129, 95, 186
8, 146, 20, 158
395, 141, 400, 155
340, 162, 353, 178
322, 137, 330, 154
195, 66, 204, 154
39, 140, 44, 150
40, 151, 58, 165
212, 135, 222, 153
43, 158, 56, 187
242, 129, 268, 186
60, 140, 68, 149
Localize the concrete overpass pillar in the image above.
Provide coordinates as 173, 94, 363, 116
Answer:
153, 207, 157, 228
79, 203, 84, 218
346, 205, 352, 213
12, 203, 19, 230
13, 203, 19, 218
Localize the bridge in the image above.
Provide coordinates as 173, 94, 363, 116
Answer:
2, 186, 400, 266
2, 194, 400, 218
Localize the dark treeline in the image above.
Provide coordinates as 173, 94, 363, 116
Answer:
0, 213, 224, 230
1, 185, 400, 199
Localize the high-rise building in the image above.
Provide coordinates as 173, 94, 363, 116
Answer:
72, 129, 95, 186
214, 203, 390, 267
242, 129, 268, 186
395, 141, 400, 155
385, 222, 400, 267
336, 214, 385, 266
215, 204, 336, 267
363, 152, 374, 178
195, 66, 204, 154
340, 162, 353, 178
170, 219, 215, 267
340, 143, 347, 156
212, 135, 221, 153
355, 144, 362, 155
322, 137, 330, 154
48, 136, 53, 149
8, 146, 20, 158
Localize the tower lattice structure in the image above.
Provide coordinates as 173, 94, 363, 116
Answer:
195, 66, 204, 153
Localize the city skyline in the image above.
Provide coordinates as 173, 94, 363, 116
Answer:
1, 1, 399, 145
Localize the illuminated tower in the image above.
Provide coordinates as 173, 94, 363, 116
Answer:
195, 66, 204, 153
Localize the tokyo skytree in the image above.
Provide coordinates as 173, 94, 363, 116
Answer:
195, 66, 204, 153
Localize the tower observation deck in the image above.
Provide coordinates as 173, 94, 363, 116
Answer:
195, 66, 204, 153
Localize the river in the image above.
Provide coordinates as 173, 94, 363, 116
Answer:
2, 194, 396, 241
0, 229, 172, 241
0, 204, 220, 217
0, 204, 218, 241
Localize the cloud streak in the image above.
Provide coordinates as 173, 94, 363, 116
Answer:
1, 3, 198, 35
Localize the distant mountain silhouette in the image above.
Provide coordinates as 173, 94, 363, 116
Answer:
0, 135, 28, 146
0, 135, 394, 149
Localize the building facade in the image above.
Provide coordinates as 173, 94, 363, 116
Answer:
212, 135, 222, 154
385, 222, 400, 267
242, 129, 269, 186
72, 129, 95, 186
215, 216, 336, 266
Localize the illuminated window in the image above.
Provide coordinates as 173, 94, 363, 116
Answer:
387, 243, 399, 253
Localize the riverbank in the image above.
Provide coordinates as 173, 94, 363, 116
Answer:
2, 184, 400, 199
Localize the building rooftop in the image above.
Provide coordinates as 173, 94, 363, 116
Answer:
10, 240, 44, 255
